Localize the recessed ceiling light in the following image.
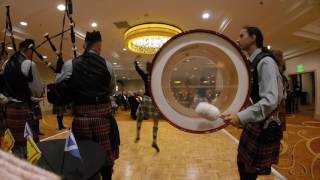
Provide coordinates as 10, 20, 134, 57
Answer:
91, 22, 98, 28
202, 12, 210, 19
57, 4, 66, 11
112, 52, 120, 59
20, 21, 28, 26
42, 55, 48, 59
122, 48, 127, 51
113, 62, 118, 65
267, 45, 272, 50
7, 46, 13, 50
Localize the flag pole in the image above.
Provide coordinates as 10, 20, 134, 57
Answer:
41, 153, 55, 172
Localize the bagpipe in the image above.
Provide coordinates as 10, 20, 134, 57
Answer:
0, 0, 78, 105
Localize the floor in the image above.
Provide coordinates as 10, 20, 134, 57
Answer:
40, 111, 275, 180
38, 105, 320, 180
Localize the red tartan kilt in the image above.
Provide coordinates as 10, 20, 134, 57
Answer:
238, 123, 281, 169
72, 103, 120, 166
6, 103, 39, 149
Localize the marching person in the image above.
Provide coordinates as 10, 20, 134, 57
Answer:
134, 58, 160, 152
221, 26, 285, 180
3, 39, 44, 149
55, 31, 120, 180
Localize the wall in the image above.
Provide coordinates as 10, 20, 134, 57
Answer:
285, 50, 320, 120
118, 80, 144, 94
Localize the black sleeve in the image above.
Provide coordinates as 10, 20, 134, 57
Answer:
134, 63, 147, 81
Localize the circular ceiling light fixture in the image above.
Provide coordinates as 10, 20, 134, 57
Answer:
124, 23, 183, 54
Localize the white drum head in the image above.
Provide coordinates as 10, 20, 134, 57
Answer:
151, 30, 251, 133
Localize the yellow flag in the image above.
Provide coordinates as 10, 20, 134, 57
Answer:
27, 136, 42, 165
1, 129, 15, 152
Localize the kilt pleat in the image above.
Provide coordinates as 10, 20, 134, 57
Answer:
238, 123, 281, 168
6, 103, 39, 149
136, 96, 160, 120
72, 103, 120, 166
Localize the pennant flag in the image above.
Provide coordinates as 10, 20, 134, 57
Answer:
64, 129, 82, 159
24, 121, 33, 138
26, 136, 41, 164
1, 129, 15, 152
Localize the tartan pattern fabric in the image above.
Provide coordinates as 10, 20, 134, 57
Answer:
5, 103, 39, 149
72, 103, 120, 166
237, 122, 281, 169
136, 96, 160, 120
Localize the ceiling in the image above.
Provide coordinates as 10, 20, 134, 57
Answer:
1, 0, 320, 80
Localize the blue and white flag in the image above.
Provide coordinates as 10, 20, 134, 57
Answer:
24, 121, 33, 138
64, 129, 82, 159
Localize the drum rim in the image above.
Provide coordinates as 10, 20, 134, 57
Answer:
150, 29, 252, 134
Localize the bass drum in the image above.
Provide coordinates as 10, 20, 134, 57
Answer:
151, 30, 251, 133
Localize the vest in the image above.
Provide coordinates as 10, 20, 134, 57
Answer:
69, 51, 111, 105
251, 52, 278, 103
3, 53, 33, 102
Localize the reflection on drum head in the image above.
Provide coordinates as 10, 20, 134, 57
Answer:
151, 30, 250, 133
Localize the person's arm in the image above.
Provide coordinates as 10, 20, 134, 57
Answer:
55, 59, 72, 83
21, 60, 44, 98
237, 57, 282, 125
105, 60, 116, 94
134, 61, 146, 80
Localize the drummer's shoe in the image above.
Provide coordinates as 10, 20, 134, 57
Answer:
257, 167, 271, 175
135, 137, 140, 143
152, 142, 160, 152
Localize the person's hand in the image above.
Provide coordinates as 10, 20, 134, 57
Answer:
0, 96, 10, 105
220, 113, 241, 127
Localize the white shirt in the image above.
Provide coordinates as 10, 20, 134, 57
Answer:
237, 48, 284, 125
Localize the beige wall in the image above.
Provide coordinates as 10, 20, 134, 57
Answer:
285, 50, 320, 120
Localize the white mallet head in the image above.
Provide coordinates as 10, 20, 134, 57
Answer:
195, 102, 221, 121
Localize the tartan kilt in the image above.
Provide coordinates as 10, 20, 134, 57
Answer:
52, 104, 67, 115
136, 96, 160, 120
5, 103, 39, 149
238, 123, 281, 169
72, 103, 120, 166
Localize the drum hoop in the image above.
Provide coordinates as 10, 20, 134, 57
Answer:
150, 29, 252, 134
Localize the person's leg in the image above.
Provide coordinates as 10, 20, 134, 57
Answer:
152, 118, 160, 152
237, 161, 258, 180
135, 118, 142, 143
135, 106, 142, 142
57, 113, 66, 130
